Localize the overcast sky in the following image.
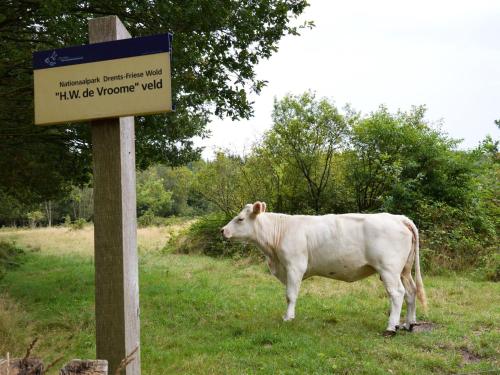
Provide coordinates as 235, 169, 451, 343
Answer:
195, 0, 500, 159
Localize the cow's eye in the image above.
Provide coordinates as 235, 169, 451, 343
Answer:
237, 218, 244, 222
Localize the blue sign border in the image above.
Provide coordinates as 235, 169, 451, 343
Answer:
33, 33, 172, 70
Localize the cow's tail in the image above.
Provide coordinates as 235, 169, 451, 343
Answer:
404, 218, 428, 314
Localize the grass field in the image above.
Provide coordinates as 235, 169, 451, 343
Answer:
0, 225, 499, 374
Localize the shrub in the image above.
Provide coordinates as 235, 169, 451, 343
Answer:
164, 212, 260, 259
474, 252, 500, 282
417, 201, 498, 278
138, 211, 157, 227
138, 212, 175, 227
63, 214, 72, 227
69, 218, 86, 230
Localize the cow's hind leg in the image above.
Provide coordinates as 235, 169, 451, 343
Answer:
400, 247, 417, 330
283, 266, 305, 321
401, 272, 417, 330
380, 271, 406, 335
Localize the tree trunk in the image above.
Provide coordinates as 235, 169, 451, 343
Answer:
44, 201, 52, 227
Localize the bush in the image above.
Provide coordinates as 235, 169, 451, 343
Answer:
138, 213, 187, 227
164, 212, 261, 259
0, 241, 25, 280
474, 252, 500, 282
138, 211, 157, 227
69, 218, 86, 230
417, 201, 498, 279
63, 214, 72, 227
26, 210, 45, 228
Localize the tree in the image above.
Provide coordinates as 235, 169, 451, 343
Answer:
193, 153, 247, 216
471, 135, 499, 229
0, 0, 311, 205
155, 165, 195, 216
0, 189, 25, 226
26, 210, 45, 228
265, 92, 348, 213
241, 146, 287, 212
136, 170, 173, 218
346, 105, 477, 216
68, 185, 94, 221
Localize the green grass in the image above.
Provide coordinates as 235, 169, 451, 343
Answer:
0, 227, 499, 374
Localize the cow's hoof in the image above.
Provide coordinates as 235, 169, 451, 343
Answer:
282, 315, 295, 322
383, 330, 397, 337
409, 323, 417, 332
396, 324, 412, 332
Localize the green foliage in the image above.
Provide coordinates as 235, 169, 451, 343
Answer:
138, 211, 157, 227
140, 163, 211, 217
137, 211, 181, 227
63, 215, 72, 227
157, 165, 195, 216
26, 210, 45, 228
265, 92, 348, 213
166, 213, 259, 259
64, 215, 87, 230
67, 185, 94, 221
475, 252, 500, 282
137, 170, 173, 218
0, 190, 25, 226
69, 218, 87, 230
416, 201, 497, 276
0, 0, 310, 205
346, 105, 476, 216
193, 153, 248, 216
471, 136, 499, 225
0, 163, 207, 226
194, 93, 499, 274
0, 241, 24, 280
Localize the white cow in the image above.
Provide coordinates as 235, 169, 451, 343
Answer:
221, 201, 427, 336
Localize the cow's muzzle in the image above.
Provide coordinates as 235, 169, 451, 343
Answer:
220, 227, 230, 239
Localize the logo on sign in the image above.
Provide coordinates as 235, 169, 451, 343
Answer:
44, 51, 84, 67
44, 51, 58, 67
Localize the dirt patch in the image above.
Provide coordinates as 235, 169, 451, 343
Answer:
411, 321, 436, 333
460, 347, 481, 364
397, 321, 437, 333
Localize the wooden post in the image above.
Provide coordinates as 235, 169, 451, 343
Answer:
0, 358, 44, 375
89, 16, 140, 375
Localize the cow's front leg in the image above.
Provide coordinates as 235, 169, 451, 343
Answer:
283, 266, 305, 321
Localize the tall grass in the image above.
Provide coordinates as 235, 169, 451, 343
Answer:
0, 222, 190, 257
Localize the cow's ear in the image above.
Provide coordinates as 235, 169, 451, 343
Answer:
252, 201, 263, 215
262, 202, 267, 212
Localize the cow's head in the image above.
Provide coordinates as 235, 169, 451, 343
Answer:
221, 201, 267, 240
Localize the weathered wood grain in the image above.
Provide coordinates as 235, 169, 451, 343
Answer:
0, 358, 44, 375
89, 16, 140, 375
